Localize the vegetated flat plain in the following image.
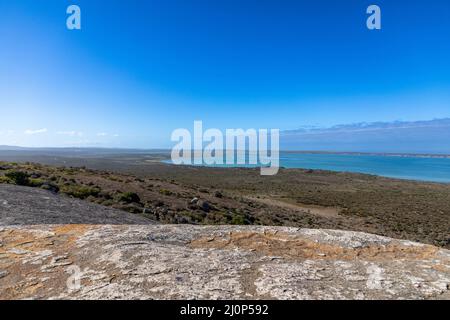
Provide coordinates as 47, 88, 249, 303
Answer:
0, 149, 449, 248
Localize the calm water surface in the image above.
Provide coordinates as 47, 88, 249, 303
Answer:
166, 153, 450, 183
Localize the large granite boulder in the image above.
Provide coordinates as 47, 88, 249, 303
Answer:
0, 224, 449, 300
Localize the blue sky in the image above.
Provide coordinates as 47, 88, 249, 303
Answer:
1, 0, 449, 148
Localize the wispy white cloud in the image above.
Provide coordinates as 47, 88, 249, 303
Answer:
97, 132, 108, 137
283, 118, 450, 135
24, 128, 48, 135
113, 134, 120, 137
57, 131, 83, 137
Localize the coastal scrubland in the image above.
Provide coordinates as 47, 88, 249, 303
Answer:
0, 155, 449, 249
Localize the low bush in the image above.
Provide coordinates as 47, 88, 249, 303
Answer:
5, 171, 30, 186
159, 189, 173, 196
0, 176, 11, 184
40, 182, 60, 194
62, 185, 101, 199
118, 192, 141, 204
28, 178, 45, 187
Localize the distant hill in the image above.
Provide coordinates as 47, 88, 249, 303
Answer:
0, 146, 170, 156
281, 118, 450, 154
0, 146, 28, 151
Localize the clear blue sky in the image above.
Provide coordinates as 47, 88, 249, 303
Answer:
1, 0, 449, 148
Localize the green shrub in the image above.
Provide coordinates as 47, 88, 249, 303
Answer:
62, 185, 101, 199
159, 189, 173, 196
118, 192, 141, 203
0, 176, 11, 184
179, 211, 204, 223
101, 199, 115, 206
40, 182, 60, 194
5, 171, 30, 186
119, 204, 143, 214
28, 178, 45, 187
230, 214, 247, 225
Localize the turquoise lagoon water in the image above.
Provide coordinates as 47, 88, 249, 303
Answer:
279, 153, 450, 183
166, 153, 450, 183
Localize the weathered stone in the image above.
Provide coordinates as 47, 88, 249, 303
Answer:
190, 197, 199, 204
0, 224, 449, 300
0, 184, 153, 225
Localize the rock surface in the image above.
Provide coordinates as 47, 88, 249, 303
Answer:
0, 184, 152, 225
0, 224, 449, 300
0, 185, 449, 300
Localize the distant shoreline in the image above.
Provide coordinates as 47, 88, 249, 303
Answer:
1, 146, 450, 159
281, 151, 450, 159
